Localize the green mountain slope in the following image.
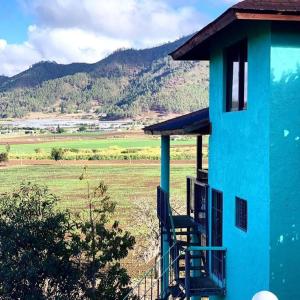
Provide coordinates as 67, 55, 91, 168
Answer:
0, 76, 8, 86
0, 36, 209, 119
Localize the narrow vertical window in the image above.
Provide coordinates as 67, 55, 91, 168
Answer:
235, 197, 247, 232
212, 190, 223, 246
226, 40, 248, 112
212, 190, 223, 279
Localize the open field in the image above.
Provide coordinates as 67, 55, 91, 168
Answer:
0, 162, 195, 211
0, 133, 206, 161
0, 161, 196, 276
0, 131, 208, 276
0, 136, 195, 154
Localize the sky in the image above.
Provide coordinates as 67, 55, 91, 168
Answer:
0, 0, 237, 76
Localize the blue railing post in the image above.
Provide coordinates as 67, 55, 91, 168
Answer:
160, 135, 170, 298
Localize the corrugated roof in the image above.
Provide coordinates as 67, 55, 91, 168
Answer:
143, 108, 210, 136
171, 0, 300, 60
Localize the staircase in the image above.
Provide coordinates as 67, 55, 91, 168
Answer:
124, 179, 226, 300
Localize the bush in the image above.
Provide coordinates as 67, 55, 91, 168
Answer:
50, 148, 65, 161
34, 148, 42, 154
0, 181, 136, 299
0, 152, 8, 163
0, 183, 80, 299
56, 125, 65, 134
78, 125, 87, 132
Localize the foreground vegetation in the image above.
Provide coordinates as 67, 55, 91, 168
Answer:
0, 162, 194, 276
0, 181, 135, 299
0, 133, 200, 278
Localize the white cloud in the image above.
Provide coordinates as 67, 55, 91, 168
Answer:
0, 40, 42, 76
28, 26, 131, 64
0, 0, 204, 76
23, 0, 202, 42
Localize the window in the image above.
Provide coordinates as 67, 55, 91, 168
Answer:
212, 190, 223, 279
235, 197, 247, 231
212, 190, 223, 246
225, 39, 248, 112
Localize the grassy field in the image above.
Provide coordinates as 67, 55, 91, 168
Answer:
0, 163, 194, 213
0, 132, 204, 276
0, 136, 194, 153
0, 135, 202, 160
0, 162, 195, 276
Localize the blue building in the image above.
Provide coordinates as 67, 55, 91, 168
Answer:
125, 1, 300, 299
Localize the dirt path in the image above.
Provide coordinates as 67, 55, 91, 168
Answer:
0, 159, 197, 168
0, 131, 146, 145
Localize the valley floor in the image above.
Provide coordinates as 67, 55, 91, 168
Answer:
0, 159, 195, 277
0, 131, 207, 277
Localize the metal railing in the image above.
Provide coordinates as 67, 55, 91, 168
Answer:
157, 186, 177, 243
123, 242, 182, 300
185, 246, 227, 291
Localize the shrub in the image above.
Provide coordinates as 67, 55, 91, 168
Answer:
0, 183, 80, 299
0, 152, 8, 163
78, 125, 87, 132
34, 148, 42, 154
50, 148, 65, 161
56, 125, 65, 134
78, 168, 136, 299
0, 180, 136, 300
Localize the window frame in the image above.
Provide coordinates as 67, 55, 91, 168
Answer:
212, 189, 223, 246
225, 39, 248, 112
235, 197, 248, 232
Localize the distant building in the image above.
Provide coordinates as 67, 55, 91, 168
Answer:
126, 1, 300, 299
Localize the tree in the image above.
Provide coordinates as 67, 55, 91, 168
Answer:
50, 148, 65, 161
34, 148, 42, 154
78, 125, 87, 132
78, 167, 136, 300
56, 125, 65, 134
0, 179, 136, 300
5, 144, 10, 153
0, 152, 8, 163
0, 182, 80, 299
135, 200, 160, 263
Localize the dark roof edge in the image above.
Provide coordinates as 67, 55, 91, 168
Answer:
170, 7, 236, 60
170, 6, 300, 60
143, 108, 210, 136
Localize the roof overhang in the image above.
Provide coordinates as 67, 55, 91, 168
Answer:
144, 108, 210, 136
171, 9, 300, 61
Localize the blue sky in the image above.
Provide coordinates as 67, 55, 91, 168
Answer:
0, 0, 236, 76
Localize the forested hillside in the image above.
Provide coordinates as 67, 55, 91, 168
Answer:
0, 36, 209, 119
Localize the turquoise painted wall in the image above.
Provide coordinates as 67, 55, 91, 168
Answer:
269, 23, 300, 299
208, 22, 271, 300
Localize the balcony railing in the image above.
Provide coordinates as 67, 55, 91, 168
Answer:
184, 246, 226, 298
197, 169, 208, 184
138, 174, 228, 299
157, 186, 169, 228
187, 176, 209, 238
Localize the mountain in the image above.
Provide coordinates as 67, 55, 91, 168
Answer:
0, 35, 209, 119
0, 76, 8, 86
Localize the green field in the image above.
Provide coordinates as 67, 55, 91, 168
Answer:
0, 136, 195, 155
0, 162, 196, 276
0, 163, 195, 231
0, 135, 203, 160
0, 134, 200, 276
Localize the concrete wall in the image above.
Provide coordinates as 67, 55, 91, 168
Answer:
208, 22, 271, 300
269, 23, 300, 299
